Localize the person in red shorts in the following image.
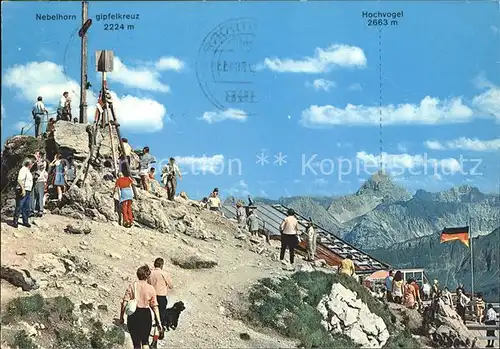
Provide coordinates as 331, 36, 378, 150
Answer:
112, 172, 136, 228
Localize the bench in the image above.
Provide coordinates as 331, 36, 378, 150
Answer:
474, 336, 499, 341
467, 324, 500, 330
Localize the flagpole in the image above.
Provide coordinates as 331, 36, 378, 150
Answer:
469, 218, 474, 298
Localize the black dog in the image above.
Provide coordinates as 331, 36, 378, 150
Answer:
164, 301, 185, 331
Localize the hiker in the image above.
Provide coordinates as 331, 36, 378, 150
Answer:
57, 92, 71, 121
422, 282, 431, 300
32, 158, 48, 217
485, 304, 497, 347
45, 118, 57, 161
441, 286, 453, 305
305, 219, 317, 261
148, 258, 174, 333
120, 265, 163, 349
385, 270, 394, 302
456, 287, 470, 325
139, 146, 156, 191
338, 254, 356, 278
392, 271, 404, 304
476, 293, 486, 323
279, 208, 300, 265
162, 157, 182, 201
246, 209, 259, 236
403, 279, 417, 309
207, 188, 222, 212
32, 96, 48, 138
148, 168, 157, 193
120, 138, 132, 173
65, 156, 77, 186
432, 279, 439, 298
112, 172, 136, 228
412, 279, 422, 308
235, 201, 246, 228
12, 158, 34, 228
49, 153, 65, 202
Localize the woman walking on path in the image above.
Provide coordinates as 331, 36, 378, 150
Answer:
120, 265, 163, 349
112, 172, 136, 228
50, 153, 65, 202
279, 208, 300, 266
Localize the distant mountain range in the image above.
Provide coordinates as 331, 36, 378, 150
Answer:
246, 172, 499, 250
225, 172, 499, 300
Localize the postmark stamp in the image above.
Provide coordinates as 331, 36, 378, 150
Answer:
196, 17, 258, 115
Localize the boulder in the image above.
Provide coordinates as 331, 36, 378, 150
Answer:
171, 254, 218, 269
31, 253, 67, 277
0, 265, 39, 291
317, 283, 390, 348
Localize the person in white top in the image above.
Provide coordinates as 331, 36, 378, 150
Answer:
13, 158, 34, 228
279, 208, 300, 265
162, 158, 182, 201
57, 91, 70, 121
456, 287, 470, 325
485, 303, 498, 347
207, 188, 221, 213
32, 96, 48, 138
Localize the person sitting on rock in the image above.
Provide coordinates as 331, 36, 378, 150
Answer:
64, 156, 77, 186
338, 254, 356, 278
112, 172, 136, 228
120, 265, 163, 349
138, 146, 156, 192
49, 153, 65, 202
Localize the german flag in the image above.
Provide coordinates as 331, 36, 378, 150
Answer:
440, 226, 470, 247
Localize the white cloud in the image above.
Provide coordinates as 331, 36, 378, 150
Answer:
2, 60, 168, 131
348, 83, 363, 91
472, 85, 500, 122
227, 179, 250, 197
200, 109, 248, 124
423, 140, 444, 150
300, 96, 474, 127
155, 56, 185, 72
108, 57, 171, 93
356, 151, 463, 175
108, 91, 167, 132
424, 137, 500, 152
306, 79, 336, 92
175, 154, 225, 175
261, 44, 367, 73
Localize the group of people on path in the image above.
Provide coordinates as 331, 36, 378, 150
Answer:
120, 258, 174, 349
384, 270, 422, 309
12, 152, 77, 228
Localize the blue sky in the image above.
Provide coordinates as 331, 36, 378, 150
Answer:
2, 1, 499, 200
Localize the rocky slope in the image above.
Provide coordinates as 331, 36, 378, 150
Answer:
370, 228, 500, 301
